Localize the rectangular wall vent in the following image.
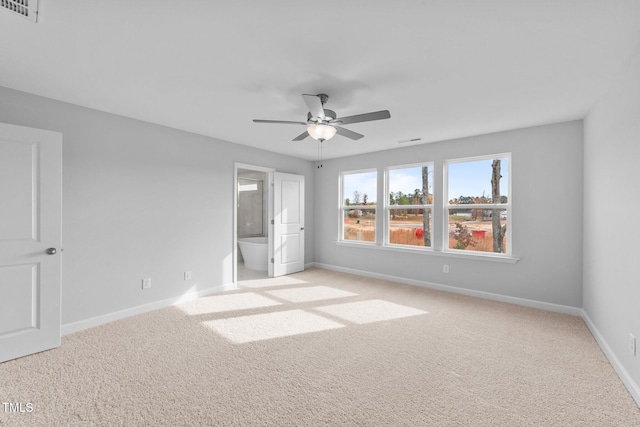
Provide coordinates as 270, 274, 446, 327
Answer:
1, 0, 38, 22
398, 137, 425, 144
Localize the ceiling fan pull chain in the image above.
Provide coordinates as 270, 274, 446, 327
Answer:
317, 140, 323, 169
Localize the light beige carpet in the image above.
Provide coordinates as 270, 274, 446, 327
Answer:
1, 268, 639, 426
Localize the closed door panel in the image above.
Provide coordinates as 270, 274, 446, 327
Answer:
0, 123, 62, 363
280, 179, 300, 224
0, 139, 38, 240
278, 233, 301, 265
273, 172, 304, 277
0, 264, 38, 335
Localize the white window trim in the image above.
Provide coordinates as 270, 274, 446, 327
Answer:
335, 156, 519, 263
444, 153, 512, 257
384, 162, 434, 250
339, 168, 378, 245
335, 239, 518, 263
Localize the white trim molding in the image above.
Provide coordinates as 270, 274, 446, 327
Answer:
61, 282, 236, 336
313, 262, 581, 315
581, 311, 640, 407
313, 262, 639, 406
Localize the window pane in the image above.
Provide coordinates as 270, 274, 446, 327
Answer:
448, 208, 507, 253
389, 208, 432, 247
388, 165, 432, 205
343, 209, 376, 242
448, 158, 508, 204
343, 171, 377, 206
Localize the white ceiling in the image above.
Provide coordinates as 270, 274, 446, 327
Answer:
1, 1, 639, 160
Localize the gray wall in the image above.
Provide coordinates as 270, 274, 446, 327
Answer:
0, 86, 315, 325
3, 80, 636, 397
314, 121, 584, 308
584, 45, 640, 394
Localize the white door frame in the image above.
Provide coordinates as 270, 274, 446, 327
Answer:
233, 163, 275, 285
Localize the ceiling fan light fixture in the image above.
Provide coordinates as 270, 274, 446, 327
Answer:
307, 124, 337, 142
253, 93, 390, 142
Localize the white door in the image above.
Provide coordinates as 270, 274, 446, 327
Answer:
0, 122, 62, 363
272, 172, 304, 277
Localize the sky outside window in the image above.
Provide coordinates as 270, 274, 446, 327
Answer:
343, 159, 508, 205
343, 171, 377, 204
448, 158, 509, 201
388, 166, 432, 201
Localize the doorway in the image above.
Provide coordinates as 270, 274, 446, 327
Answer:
235, 164, 272, 281
233, 163, 305, 285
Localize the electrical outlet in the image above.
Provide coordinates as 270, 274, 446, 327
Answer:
443, 265, 449, 273
630, 334, 636, 357
184, 271, 192, 280
142, 278, 151, 289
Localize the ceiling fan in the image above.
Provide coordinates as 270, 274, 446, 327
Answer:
253, 94, 391, 142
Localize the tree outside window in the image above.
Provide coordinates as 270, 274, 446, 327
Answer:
386, 164, 433, 247
446, 155, 510, 254
341, 170, 377, 243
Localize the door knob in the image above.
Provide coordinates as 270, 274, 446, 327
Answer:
46, 248, 57, 255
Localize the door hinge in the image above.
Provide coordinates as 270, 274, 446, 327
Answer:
270, 219, 274, 225
271, 258, 274, 263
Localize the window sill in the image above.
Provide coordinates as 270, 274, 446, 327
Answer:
335, 241, 519, 263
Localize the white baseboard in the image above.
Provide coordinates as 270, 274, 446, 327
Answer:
581, 310, 640, 407
61, 282, 236, 336
312, 262, 582, 316
312, 262, 639, 407
59, 265, 640, 409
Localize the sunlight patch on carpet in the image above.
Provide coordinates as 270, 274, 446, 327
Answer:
238, 276, 309, 289
315, 300, 428, 324
265, 286, 357, 303
202, 310, 344, 343
177, 293, 281, 315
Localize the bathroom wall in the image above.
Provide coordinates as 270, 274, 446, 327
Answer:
237, 170, 267, 238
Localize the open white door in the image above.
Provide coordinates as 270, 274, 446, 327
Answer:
272, 172, 304, 277
0, 122, 62, 363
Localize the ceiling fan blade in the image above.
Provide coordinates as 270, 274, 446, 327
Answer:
334, 126, 364, 140
333, 110, 390, 125
302, 94, 326, 121
292, 130, 309, 141
253, 119, 307, 125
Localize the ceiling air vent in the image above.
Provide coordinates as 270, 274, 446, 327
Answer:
1, 0, 38, 22
398, 137, 425, 144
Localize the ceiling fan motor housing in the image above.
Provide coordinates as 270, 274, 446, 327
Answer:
307, 109, 336, 123
317, 94, 329, 105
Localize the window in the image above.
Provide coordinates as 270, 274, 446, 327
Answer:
340, 170, 377, 243
337, 153, 514, 261
445, 155, 510, 255
386, 164, 433, 248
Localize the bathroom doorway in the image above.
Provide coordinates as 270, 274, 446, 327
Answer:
233, 163, 306, 285
234, 163, 274, 282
